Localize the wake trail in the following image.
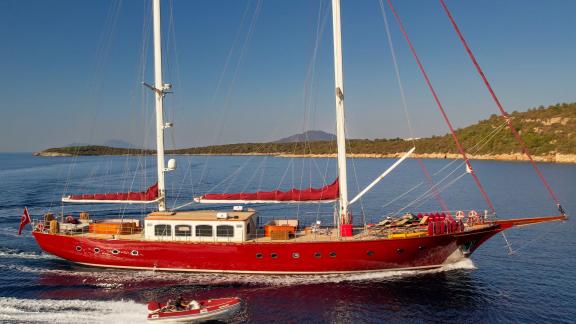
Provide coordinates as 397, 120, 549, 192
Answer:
0, 297, 147, 323
1, 258, 476, 288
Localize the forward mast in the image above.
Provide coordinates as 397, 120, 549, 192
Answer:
331, 0, 349, 229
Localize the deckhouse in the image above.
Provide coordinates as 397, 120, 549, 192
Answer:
144, 209, 258, 242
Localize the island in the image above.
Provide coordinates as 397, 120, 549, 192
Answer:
34, 102, 576, 163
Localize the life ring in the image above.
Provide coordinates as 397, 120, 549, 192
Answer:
456, 210, 465, 219
467, 210, 479, 225
65, 215, 75, 223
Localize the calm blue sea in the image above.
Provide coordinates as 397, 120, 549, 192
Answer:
0, 153, 574, 323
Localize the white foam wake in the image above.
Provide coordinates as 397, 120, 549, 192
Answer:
337, 258, 476, 283
0, 248, 58, 260
1, 257, 476, 289
0, 297, 147, 323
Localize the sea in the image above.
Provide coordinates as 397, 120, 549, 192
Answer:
0, 153, 574, 323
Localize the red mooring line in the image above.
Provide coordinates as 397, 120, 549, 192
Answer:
439, 0, 562, 210
385, 0, 496, 213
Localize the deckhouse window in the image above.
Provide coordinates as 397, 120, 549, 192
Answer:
175, 225, 192, 237
154, 224, 172, 236
217, 225, 234, 237
196, 225, 213, 237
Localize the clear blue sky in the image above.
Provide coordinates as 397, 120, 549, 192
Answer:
0, 0, 574, 152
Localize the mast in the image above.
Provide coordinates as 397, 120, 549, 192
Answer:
331, 0, 349, 225
152, 0, 167, 211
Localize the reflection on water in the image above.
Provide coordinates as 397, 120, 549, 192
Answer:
26, 259, 485, 323
0, 154, 575, 322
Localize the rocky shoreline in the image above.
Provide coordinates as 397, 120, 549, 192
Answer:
33, 150, 576, 163
33, 151, 73, 157
277, 152, 576, 163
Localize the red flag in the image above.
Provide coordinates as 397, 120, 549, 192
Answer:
18, 207, 31, 235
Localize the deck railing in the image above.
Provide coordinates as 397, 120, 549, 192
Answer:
31, 209, 494, 242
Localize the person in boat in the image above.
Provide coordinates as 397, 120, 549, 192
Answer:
187, 299, 200, 310
164, 298, 175, 311
174, 295, 186, 310
164, 295, 192, 311
164, 296, 184, 311
64, 215, 79, 224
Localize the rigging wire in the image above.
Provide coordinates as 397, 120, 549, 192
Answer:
296, 0, 331, 222
431, 121, 507, 177
211, 1, 255, 105
175, 1, 335, 216
438, 0, 564, 214
385, 0, 496, 214
379, 120, 507, 215
348, 153, 367, 226
165, 0, 203, 210
506, 219, 574, 255
380, 180, 424, 209
57, 1, 125, 220
409, 172, 467, 212
119, 0, 155, 218
61, 0, 124, 202
377, 0, 415, 144
394, 168, 467, 215
416, 158, 450, 212
395, 121, 509, 214
379, 0, 450, 215
196, 0, 263, 192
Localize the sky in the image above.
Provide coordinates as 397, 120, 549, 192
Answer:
0, 0, 574, 152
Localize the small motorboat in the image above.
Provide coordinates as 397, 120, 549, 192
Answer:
147, 297, 241, 322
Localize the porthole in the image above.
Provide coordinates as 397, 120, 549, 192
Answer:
111, 249, 120, 255
131, 250, 139, 256
292, 252, 300, 259
329, 252, 337, 258
396, 248, 404, 254
314, 252, 321, 258
256, 253, 263, 259
270, 253, 278, 259
75, 246, 82, 252
94, 248, 100, 253
418, 245, 426, 251
367, 250, 374, 256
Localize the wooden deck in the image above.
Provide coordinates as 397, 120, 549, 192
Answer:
59, 223, 495, 243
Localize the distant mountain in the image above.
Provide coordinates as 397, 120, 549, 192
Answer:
274, 131, 336, 143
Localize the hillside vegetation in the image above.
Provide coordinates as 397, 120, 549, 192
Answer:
37, 102, 576, 159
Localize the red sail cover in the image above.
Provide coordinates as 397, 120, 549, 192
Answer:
201, 178, 339, 202
69, 183, 158, 201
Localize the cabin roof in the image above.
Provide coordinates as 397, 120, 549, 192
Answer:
146, 209, 256, 222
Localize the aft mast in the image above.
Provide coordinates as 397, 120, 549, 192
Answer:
331, 0, 349, 227
152, 0, 168, 211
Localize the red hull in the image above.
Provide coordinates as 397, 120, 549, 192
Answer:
32, 226, 501, 274
32, 215, 566, 273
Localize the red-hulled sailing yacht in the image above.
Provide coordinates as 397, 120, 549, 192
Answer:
31, 0, 566, 274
